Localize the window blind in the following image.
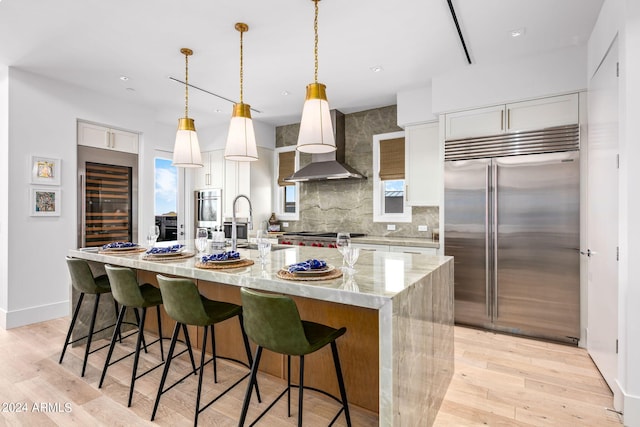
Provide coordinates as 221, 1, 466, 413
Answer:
379, 137, 405, 180
277, 151, 296, 186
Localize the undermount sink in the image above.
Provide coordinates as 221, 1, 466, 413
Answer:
236, 243, 289, 251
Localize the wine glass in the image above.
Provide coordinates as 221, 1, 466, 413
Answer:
336, 232, 350, 266
257, 240, 271, 266
343, 246, 360, 272
147, 225, 160, 247
195, 228, 208, 253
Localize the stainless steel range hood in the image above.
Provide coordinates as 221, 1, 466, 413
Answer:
284, 110, 366, 182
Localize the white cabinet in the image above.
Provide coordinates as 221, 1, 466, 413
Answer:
194, 150, 224, 190
389, 245, 437, 255
351, 242, 438, 255
444, 93, 579, 140
78, 121, 139, 154
351, 243, 390, 252
445, 105, 505, 140
405, 122, 440, 206
506, 94, 579, 132
224, 159, 251, 218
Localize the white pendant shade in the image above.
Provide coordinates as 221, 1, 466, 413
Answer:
225, 103, 258, 161
297, 84, 336, 154
172, 120, 203, 167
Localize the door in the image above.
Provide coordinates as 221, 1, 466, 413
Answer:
493, 152, 580, 343
445, 158, 491, 327
587, 38, 619, 392
153, 150, 185, 241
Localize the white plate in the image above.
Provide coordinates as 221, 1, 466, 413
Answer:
146, 248, 185, 257
202, 257, 244, 264
103, 244, 139, 251
284, 264, 335, 275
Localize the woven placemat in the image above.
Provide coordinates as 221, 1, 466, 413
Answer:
195, 258, 255, 269
276, 268, 343, 281
98, 247, 147, 255
142, 251, 195, 262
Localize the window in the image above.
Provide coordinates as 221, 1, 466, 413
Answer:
373, 131, 411, 222
274, 147, 299, 220
154, 157, 177, 216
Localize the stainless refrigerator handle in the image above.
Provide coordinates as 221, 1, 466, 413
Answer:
493, 163, 499, 319
80, 173, 86, 247
485, 164, 491, 318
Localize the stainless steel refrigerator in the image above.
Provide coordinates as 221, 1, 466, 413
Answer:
444, 126, 580, 344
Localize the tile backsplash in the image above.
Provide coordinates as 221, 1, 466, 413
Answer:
276, 104, 439, 239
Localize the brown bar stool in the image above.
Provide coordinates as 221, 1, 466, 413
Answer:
238, 287, 351, 427
151, 275, 260, 426
98, 265, 197, 407
60, 257, 121, 377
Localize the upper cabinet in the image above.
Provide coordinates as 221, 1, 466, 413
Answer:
194, 150, 224, 190
405, 122, 440, 206
444, 93, 579, 140
78, 121, 139, 154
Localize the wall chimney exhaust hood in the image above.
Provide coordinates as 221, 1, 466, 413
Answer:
285, 110, 366, 182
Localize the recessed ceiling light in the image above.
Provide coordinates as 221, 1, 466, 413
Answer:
370, 65, 383, 73
281, 90, 290, 96
120, 75, 129, 81
510, 28, 526, 38
126, 87, 135, 92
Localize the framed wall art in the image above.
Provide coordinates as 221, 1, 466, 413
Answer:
30, 187, 61, 217
30, 156, 61, 185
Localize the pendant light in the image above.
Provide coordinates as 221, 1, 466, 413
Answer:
225, 23, 259, 161
296, 0, 336, 154
172, 48, 203, 168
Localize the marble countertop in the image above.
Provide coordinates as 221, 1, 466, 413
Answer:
69, 243, 450, 311
351, 235, 440, 248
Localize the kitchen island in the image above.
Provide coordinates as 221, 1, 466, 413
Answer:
68, 244, 453, 426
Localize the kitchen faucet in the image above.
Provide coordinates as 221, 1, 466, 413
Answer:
231, 194, 253, 252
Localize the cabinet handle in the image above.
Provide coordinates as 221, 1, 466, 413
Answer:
507, 109, 511, 129
405, 184, 409, 202
206, 173, 210, 186
500, 111, 504, 130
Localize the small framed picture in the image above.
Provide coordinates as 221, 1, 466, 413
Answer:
30, 187, 61, 216
30, 156, 61, 185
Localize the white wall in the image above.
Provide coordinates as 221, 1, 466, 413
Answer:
0, 65, 8, 328
432, 45, 588, 114
2, 68, 167, 328
396, 85, 438, 127
588, 0, 640, 424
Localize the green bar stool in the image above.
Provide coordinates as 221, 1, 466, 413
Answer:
152, 275, 260, 427
238, 287, 352, 427
60, 257, 121, 377
98, 265, 197, 407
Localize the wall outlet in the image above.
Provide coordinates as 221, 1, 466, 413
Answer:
418, 225, 429, 232
387, 224, 396, 231
282, 222, 289, 228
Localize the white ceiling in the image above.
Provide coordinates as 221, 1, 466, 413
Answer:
0, 0, 603, 129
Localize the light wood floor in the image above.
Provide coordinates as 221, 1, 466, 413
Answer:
0, 318, 622, 426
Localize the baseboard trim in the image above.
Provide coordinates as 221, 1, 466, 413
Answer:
623, 386, 640, 427
2, 300, 69, 329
